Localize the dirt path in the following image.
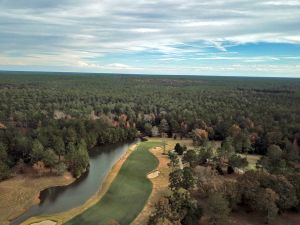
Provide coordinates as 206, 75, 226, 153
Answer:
178, 156, 183, 169
131, 146, 171, 225
0, 173, 74, 225
21, 143, 138, 225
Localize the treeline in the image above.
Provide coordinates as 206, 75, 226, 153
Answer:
0, 118, 137, 179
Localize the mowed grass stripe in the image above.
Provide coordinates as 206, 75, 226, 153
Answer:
64, 141, 160, 225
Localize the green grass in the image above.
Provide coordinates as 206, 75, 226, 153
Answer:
64, 141, 160, 225
238, 154, 261, 170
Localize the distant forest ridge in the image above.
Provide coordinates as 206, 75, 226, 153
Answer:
0, 70, 299, 79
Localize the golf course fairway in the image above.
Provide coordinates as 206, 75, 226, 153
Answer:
64, 141, 161, 225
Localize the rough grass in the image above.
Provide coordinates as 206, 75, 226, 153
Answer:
238, 154, 261, 170
0, 173, 74, 225
148, 137, 194, 151
64, 141, 160, 225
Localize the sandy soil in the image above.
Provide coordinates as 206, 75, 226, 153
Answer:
0, 173, 74, 225
30, 220, 57, 225
20, 143, 138, 225
147, 170, 160, 179
132, 138, 194, 225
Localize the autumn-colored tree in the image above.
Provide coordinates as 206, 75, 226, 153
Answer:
228, 124, 241, 137
192, 129, 208, 146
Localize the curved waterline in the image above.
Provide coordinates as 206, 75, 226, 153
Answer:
11, 141, 137, 225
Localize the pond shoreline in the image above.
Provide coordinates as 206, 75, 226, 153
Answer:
64, 141, 159, 225
18, 142, 138, 225
0, 173, 74, 225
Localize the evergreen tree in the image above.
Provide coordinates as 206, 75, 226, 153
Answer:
206, 193, 230, 225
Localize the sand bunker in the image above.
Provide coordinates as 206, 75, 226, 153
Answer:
31, 220, 57, 225
147, 170, 160, 179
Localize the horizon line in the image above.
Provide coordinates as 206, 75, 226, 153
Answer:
0, 69, 299, 79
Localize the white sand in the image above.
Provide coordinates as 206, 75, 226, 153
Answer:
147, 170, 160, 179
31, 220, 57, 225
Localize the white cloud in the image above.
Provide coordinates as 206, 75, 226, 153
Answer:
77, 61, 141, 70
1, 0, 300, 53
130, 28, 161, 33
106, 63, 141, 70
262, 1, 300, 6
142, 64, 300, 76
210, 41, 227, 52
0, 0, 300, 76
192, 56, 281, 62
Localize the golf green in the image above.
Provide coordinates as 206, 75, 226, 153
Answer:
64, 141, 160, 225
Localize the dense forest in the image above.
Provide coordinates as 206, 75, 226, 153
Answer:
149, 140, 300, 225
0, 72, 299, 182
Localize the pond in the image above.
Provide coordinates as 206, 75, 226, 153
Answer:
11, 141, 136, 225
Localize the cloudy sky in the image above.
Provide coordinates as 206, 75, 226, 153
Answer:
0, 0, 300, 77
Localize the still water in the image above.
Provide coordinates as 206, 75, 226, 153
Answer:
11, 141, 136, 225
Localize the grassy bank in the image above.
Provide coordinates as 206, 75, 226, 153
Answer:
64, 141, 160, 225
19, 144, 138, 225
0, 173, 74, 225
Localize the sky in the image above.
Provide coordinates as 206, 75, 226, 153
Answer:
0, 0, 300, 77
